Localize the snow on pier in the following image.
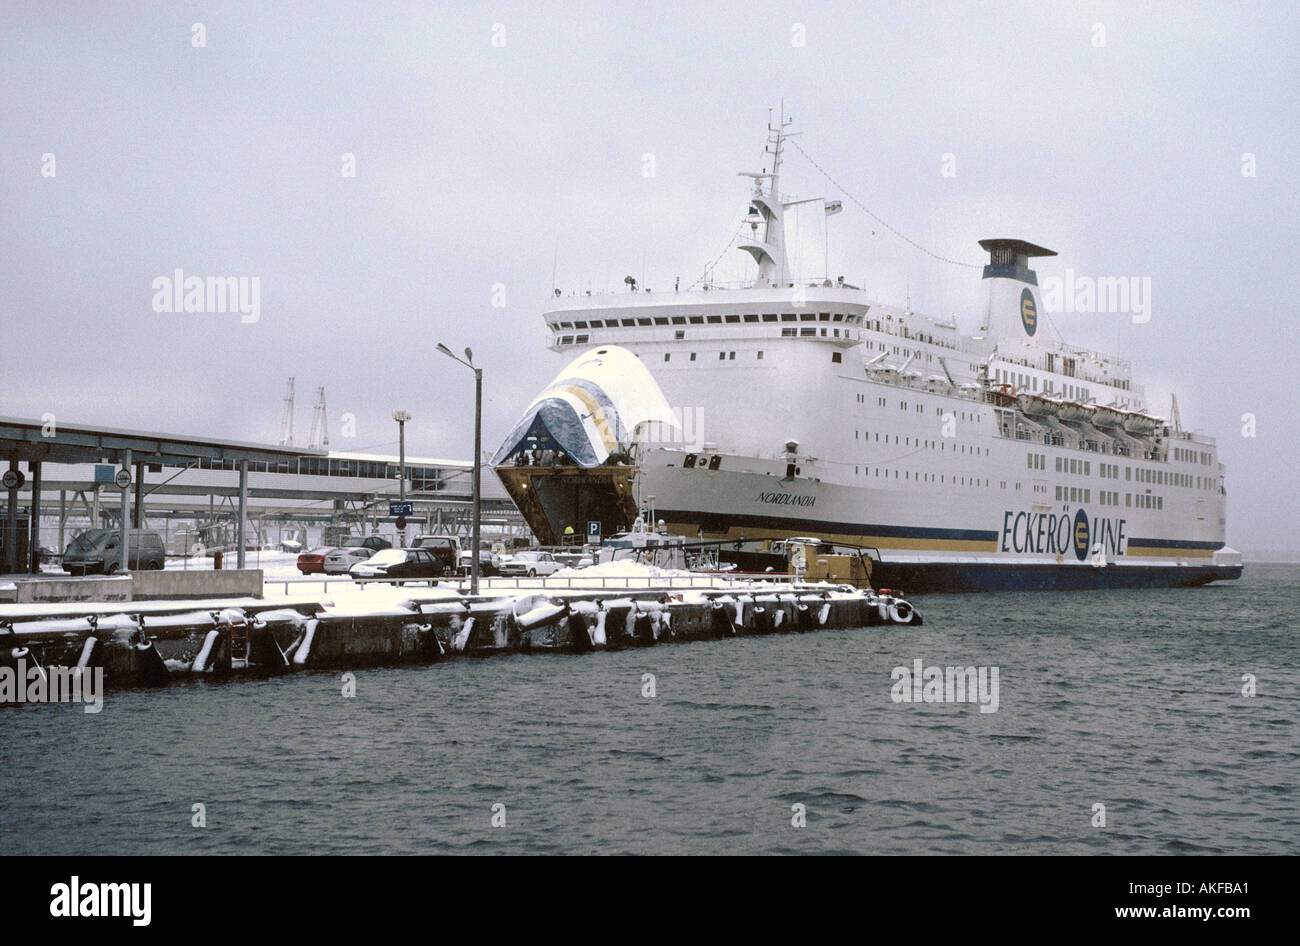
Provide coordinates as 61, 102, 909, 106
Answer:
1, 563, 921, 691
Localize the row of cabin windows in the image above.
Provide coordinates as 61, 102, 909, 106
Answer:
850, 468, 993, 487
1054, 484, 1164, 510
1172, 446, 1214, 465
1059, 456, 1211, 491
551, 312, 866, 331
995, 368, 1092, 402
853, 430, 991, 457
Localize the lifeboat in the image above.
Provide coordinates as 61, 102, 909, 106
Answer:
1122, 411, 1163, 435
1056, 401, 1096, 424
1016, 392, 1059, 418
1091, 406, 1125, 428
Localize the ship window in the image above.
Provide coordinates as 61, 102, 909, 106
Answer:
762, 313, 778, 322
833, 313, 844, 322
800, 327, 816, 336
689, 352, 696, 361
706, 315, 722, 324
560, 335, 573, 344
559, 322, 573, 329
781, 327, 796, 336
729, 351, 735, 360
757, 351, 764, 359
831, 352, 842, 363
725, 314, 740, 323
689, 316, 704, 324
575, 334, 588, 343
719, 351, 726, 359
663, 353, 670, 362
833, 329, 840, 338
800, 312, 815, 321
820, 328, 827, 336
744, 313, 759, 323
781, 313, 796, 322
621, 319, 635, 327
654, 317, 668, 325
637, 318, 651, 326
671, 316, 686, 325
574, 321, 588, 329
675, 330, 685, 339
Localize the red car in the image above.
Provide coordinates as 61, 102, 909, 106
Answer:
297, 547, 335, 575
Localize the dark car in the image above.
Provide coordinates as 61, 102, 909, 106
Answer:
458, 549, 503, 577
349, 548, 444, 583
344, 536, 391, 552
411, 536, 459, 574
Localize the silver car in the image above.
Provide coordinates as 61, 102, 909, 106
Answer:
498, 550, 563, 577
323, 546, 372, 574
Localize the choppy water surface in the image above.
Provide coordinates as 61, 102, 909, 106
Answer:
2, 564, 1296, 855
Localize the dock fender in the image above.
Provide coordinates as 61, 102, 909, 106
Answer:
735, 595, 754, 629
191, 629, 223, 674
887, 600, 919, 625
592, 607, 608, 647
291, 619, 319, 667
817, 601, 832, 627
514, 597, 569, 631
74, 636, 100, 675
876, 597, 891, 623
451, 617, 474, 653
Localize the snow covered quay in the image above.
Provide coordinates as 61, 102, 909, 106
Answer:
1, 572, 922, 691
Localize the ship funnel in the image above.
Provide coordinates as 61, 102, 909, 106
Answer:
977, 238, 1056, 345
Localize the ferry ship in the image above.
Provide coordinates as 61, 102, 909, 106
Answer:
491, 114, 1242, 591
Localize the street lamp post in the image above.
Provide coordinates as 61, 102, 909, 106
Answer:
392, 410, 411, 546
437, 343, 482, 595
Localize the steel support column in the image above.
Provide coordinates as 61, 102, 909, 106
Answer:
119, 449, 131, 573
28, 461, 41, 574
237, 459, 248, 568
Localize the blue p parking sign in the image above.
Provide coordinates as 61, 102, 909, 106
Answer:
587, 520, 601, 540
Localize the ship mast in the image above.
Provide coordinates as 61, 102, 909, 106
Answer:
738, 107, 794, 288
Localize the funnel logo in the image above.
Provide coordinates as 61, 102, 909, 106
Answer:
1020, 288, 1038, 336
1072, 508, 1090, 561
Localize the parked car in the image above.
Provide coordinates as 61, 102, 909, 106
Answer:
297, 547, 335, 575
458, 549, 503, 577
412, 535, 460, 574
62, 529, 166, 575
323, 546, 372, 574
349, 548, 445, 582
343, 535, 392, 552
498, 550, 563, 578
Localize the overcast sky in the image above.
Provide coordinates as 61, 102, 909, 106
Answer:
3, 1, 1296, 556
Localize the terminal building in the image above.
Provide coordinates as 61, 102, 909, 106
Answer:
1, 416, 519, 574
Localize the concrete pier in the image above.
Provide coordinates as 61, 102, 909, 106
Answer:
1, 582, 921, 691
